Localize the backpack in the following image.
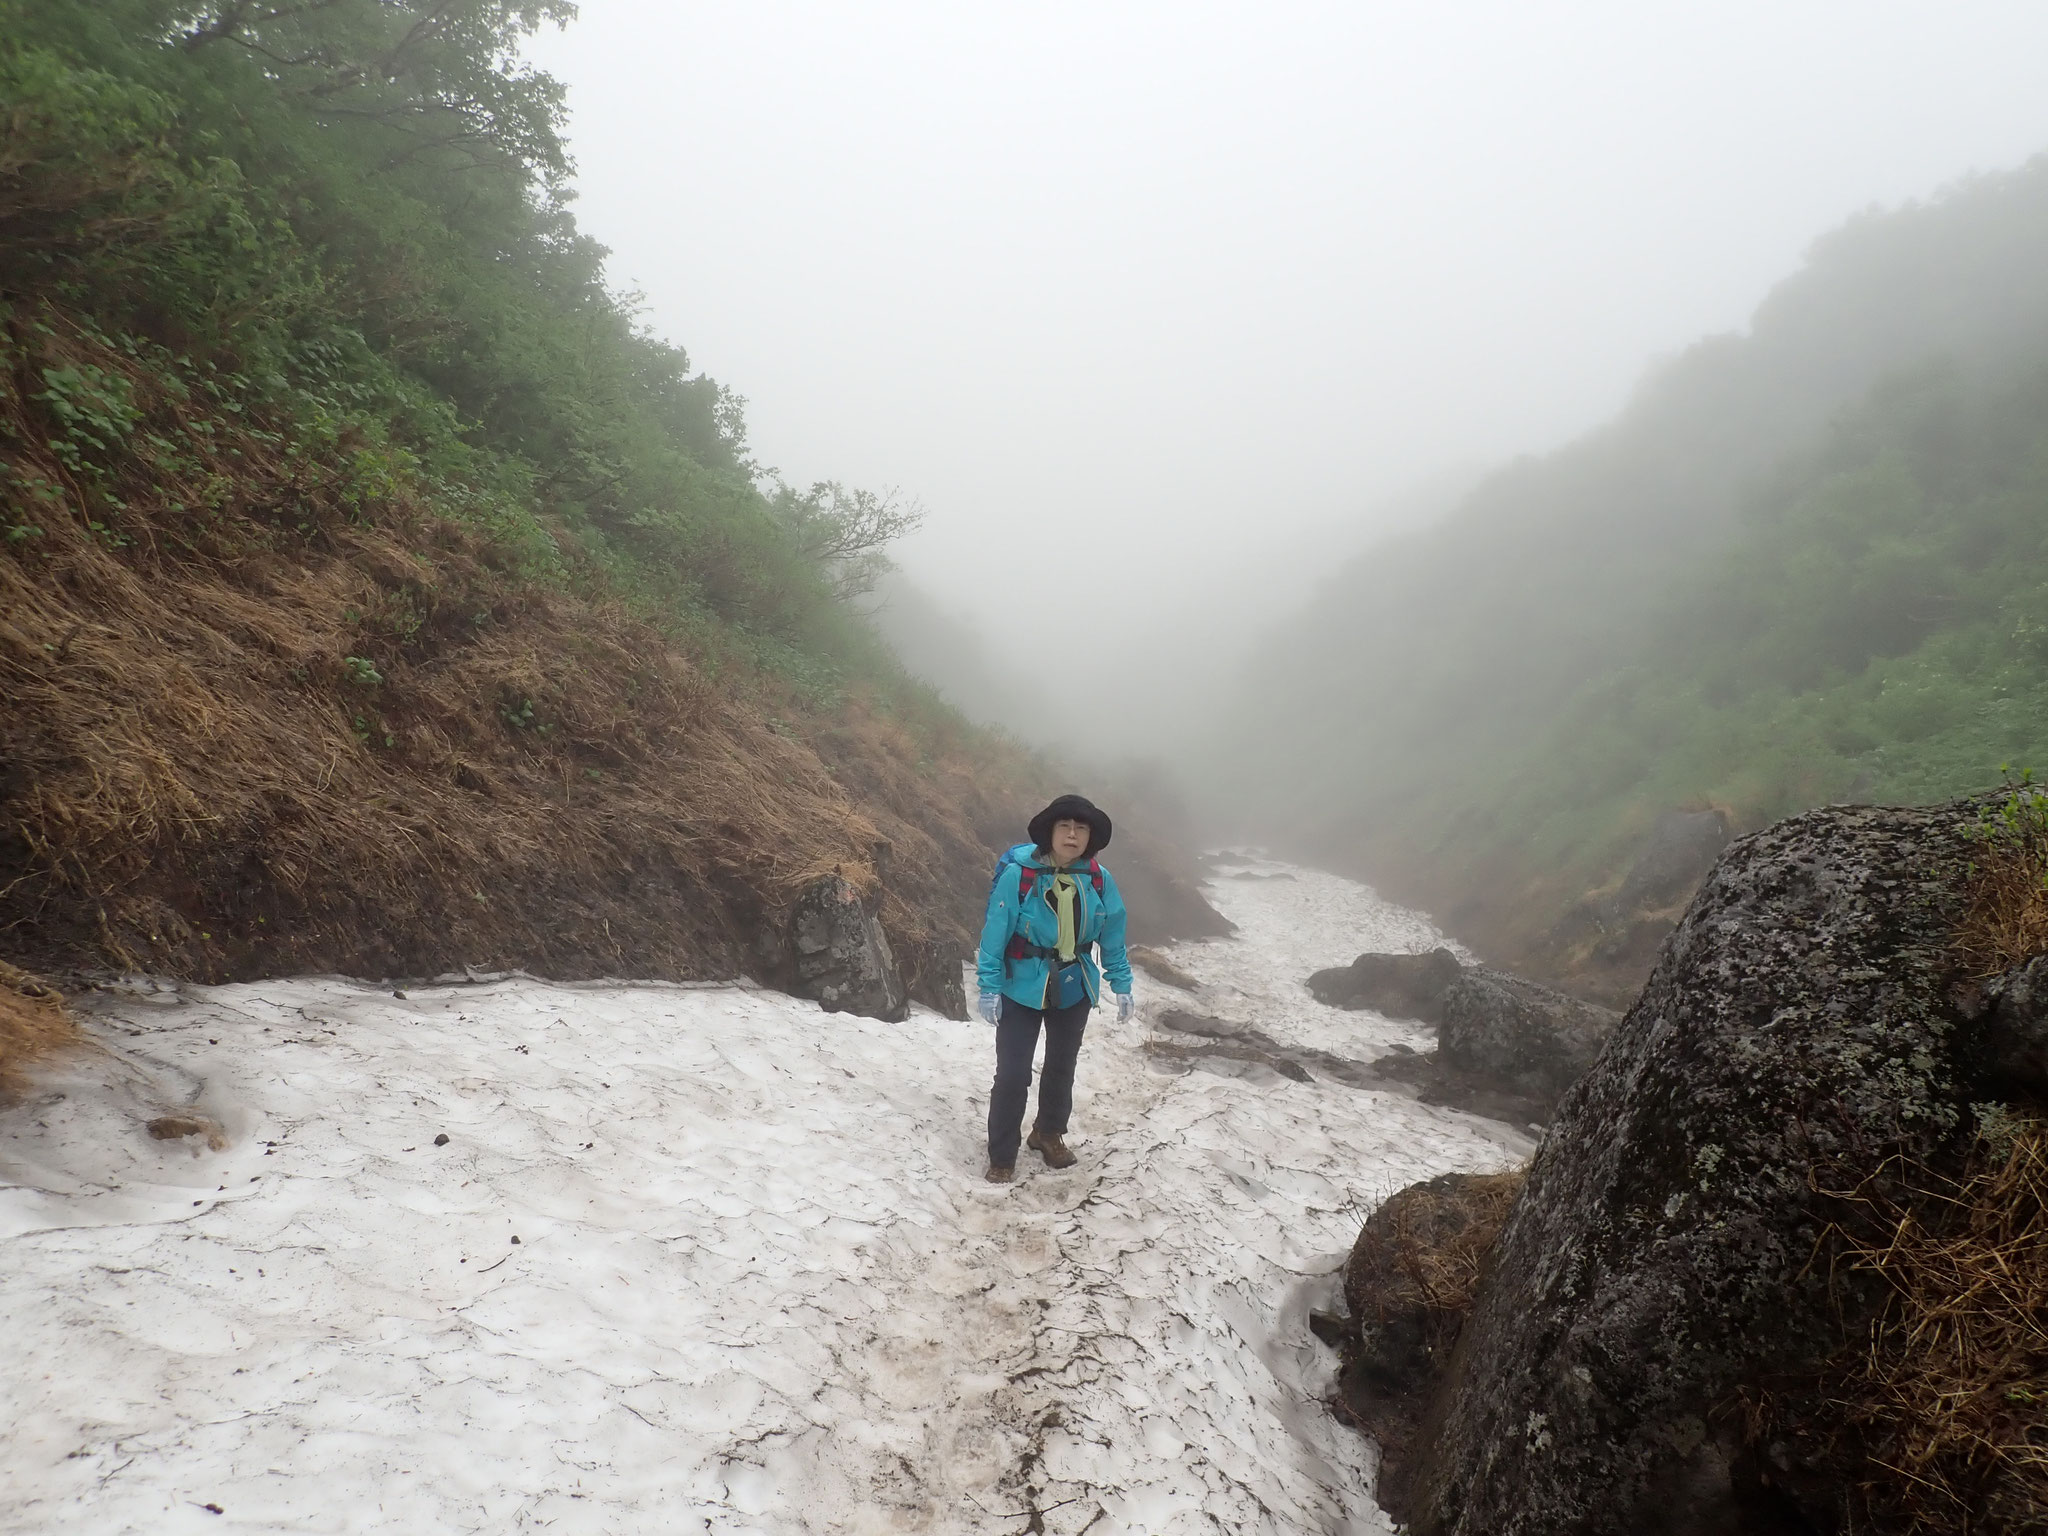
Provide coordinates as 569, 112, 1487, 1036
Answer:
990, 842, 1104, 904
991, 843, 1105, 971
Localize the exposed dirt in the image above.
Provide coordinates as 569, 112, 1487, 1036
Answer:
1128, 945, 1201, 991
1150, 1008, 1388, 1089
1365, 1048, 1557, 1131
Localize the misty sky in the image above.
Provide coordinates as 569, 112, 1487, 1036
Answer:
526, 2, 2048, 654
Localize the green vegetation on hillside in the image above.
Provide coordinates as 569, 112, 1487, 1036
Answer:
2, 0, 918, 694
0, 1, 1227, 1000
1495, 360, 2048, 869
1220, 160, 2048, 965
0, 0, 1127, 1004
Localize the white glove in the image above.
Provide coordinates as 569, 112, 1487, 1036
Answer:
1115, 991, 1135, 1024
977, 991, 1002, 1025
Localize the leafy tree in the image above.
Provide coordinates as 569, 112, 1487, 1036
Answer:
178, 1, 575, 179
0, 0, 919, 689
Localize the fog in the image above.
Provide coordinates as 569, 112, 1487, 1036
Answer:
525, 2, 2048, 743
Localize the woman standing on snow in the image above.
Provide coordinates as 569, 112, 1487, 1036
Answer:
976, 794, 1135, 1183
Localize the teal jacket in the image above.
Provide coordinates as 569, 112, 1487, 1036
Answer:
977, 846, 1134, 1009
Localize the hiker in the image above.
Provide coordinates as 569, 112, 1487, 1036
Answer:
977, 794, 1134, 1183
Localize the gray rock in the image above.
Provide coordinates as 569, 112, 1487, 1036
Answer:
1307, 947, 1464, 1021
913, 951, 967, 1021
1303, 948, 1616, 1122
1438, 967, 1620, 1106
787, 875, 909, 1022
1407, 800, 1990, 1536
1987, 954, 2048, 1095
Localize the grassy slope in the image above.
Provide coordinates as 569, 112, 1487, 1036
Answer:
1219, 159, 2048, 989
0, 6, 1220, 1013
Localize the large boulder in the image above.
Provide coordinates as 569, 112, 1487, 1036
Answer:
1309, 948, 1619, 1123
1307, 947, 1463, 1020
1339, 1170, 1525, 1512
1405, 800, 2011, 1536
783, 875, 909, 1022
1438, 967, 1620, 1107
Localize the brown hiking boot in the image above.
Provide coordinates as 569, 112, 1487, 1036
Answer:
984, 1163, 1014, 1183
1027, 1129, 1076, 1169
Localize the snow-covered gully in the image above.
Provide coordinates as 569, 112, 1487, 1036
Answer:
2, 858, 1529, 1535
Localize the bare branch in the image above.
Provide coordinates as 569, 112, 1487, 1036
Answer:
774, 482, 926, 601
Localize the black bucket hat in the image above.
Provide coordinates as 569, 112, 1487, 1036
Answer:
1028, 794, 1112, 858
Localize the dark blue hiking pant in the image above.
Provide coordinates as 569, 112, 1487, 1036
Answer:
987, 995, 1090, 1168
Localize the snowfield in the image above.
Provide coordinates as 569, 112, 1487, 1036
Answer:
2, 858, 1529, 1534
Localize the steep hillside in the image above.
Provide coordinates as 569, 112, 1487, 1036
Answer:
0, 3, 1220, 1014
1221, 158, 2048, 999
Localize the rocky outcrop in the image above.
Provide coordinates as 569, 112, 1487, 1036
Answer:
1403, 799, 2009, 1536
1438, 967, 1619, 1107
1307, 947, 1461, 1019
781, 875, 909, 1022
1306, 947, 1619, 1122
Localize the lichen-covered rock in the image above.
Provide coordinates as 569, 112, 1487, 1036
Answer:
1306, 947, 1463, 1020
1438, 967, 1619, 1107
1407, 800, 1998, 1536
786, 875, 909, 1022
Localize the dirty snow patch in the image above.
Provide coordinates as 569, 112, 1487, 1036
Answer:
1, 861, 1524, 1533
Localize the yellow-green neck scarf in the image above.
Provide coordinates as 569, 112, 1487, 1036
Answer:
1050, 870, 1078, 961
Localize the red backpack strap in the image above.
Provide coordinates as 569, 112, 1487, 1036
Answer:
1087, 858, 1104, 895
1017, 866, 1038, 900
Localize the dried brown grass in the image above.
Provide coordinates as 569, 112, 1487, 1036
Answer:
1956, 847, 2048, 982
1954, 786, 2048, 981
1352, 1168, 1529, 1327
1756, 1121, 2048, 1534
0, 302, 1051, 1002
0, 959, 84, 1099
803, 700, 1048, 1004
